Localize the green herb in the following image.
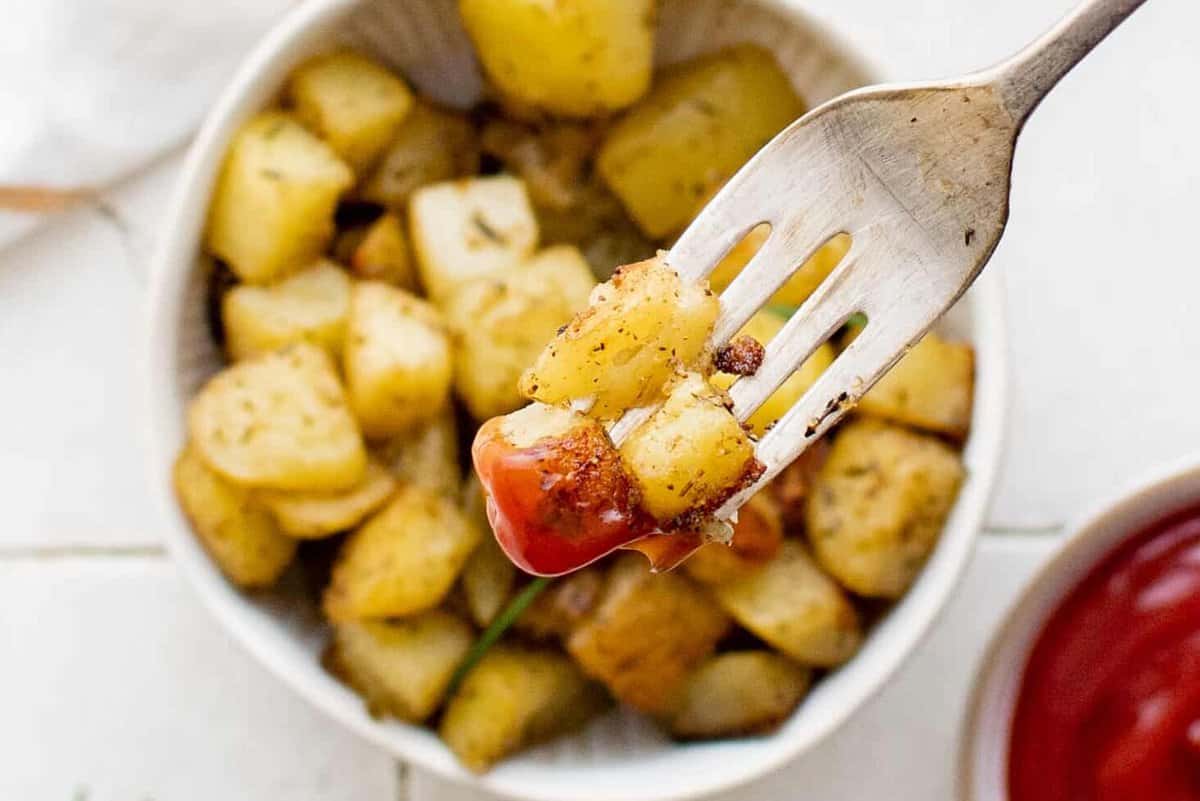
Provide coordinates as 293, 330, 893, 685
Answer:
765, 304, 799, 319
845, 312, 869, 329
446, 576, 552, 694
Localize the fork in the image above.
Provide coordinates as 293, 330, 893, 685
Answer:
608, 0, 1149, 520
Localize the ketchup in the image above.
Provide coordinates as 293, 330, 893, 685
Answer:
1009, 506, 1200, 801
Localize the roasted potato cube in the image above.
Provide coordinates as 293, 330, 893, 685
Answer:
710, 541, 861, 667
460, 537, 516, 628
344, 282, 453, 438
480, 119, 601, 211
206, 112, 353, 284
359, 102, 480, 210
619, 373, 759, 522
521, 257, 719, 419
668, 651, 811, 739
287, 51, 414, 171
349, 213, 417, 290
515, 568, 604, 640
597, 46, 805, 238
409, 176, 539, 302
173, 445, 296, 587
323, 486, 482, 620
807, 419, 965, 598
188, 343, 367, 491
446, 245, 596, 419
709, 230, 851, 309
857, 333, 975, 438
460, 0, 654, 118
440, 645, 608, 772
221, 259, 352, 361
684, 492, 784, 585
566, 555, 730, 714
328, 612, 473, 722
258, 459, 396, 539
375, 411, 461, 497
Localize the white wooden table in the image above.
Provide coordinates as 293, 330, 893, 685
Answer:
2, 0, 1197, 798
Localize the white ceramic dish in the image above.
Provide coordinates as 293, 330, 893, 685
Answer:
960, 455, 1200, 799
142, 1, 1009, 799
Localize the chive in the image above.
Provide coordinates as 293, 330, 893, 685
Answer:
446, 576, 552, 694
765, 304, 799, 319
845, 312, 869, 329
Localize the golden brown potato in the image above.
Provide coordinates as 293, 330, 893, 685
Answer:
359, 101, 480, 210
521, 257, 719, 419
188, 343, 367, 491
173, 445, 296, 587
258, 459, 396, 539
328, 612, 473, 722
459, 475, 516, 628
619, 373, 759, 521
349, 213, 417, 290
684, 492, 784, 585
287, 51, 414, 171
566, 555, 730, 714
709, 230, 851, 309
460, 0, 654, 118
323, 485, 483, 620
709, 541, 861, 668
668, 651, 811, 739
445, 245, 596, 419
408, 175, 539, 302
857, 333, 975, 439
344, 282, 453, 438
480, 119, 601, 211
515, 568, 604, 640
375, 411, 461, 497
807, 418, 966, 598
440, 645, 608, 772
597, 46, 805, 238
206, 112, 353, 284
221, 259, 352, 362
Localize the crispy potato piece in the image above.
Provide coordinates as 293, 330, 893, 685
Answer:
349, 213, 417, 290
258, 459, 396, 539
619, 373, 759, 522
221, 259, 352, 361
375, 411, 461, 497
597, 46, 805, 238
440, 645, 608, 772
668, 651, 811, 739
709, 229, 851, 309
515, 568, 604, 640
566, 555, 730, 714
807, 419, 965, 598
328, 612, 473, 722
188, 343, 367, 491
408, 176, 539, 302
173, 445, 296, 587
857, 333, 975, 439
684, 493, 783, 585
521, 257, 719, 419
287, 51, 414, 171
344, 282, 453, 438
480, 119, 601, 211
460, 0, 654, 118
323, 486, 482, 620
206, 112, 353, 284
709, 541, 861, 668
770, 438, 830, 532
459, 474, 517, 628
445, 245, 596, 419
359, 102, 480, 210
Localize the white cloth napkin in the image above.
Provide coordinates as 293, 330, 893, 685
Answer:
0, 0, 296, 249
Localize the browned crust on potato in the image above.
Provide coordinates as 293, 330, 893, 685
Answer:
714, 335, 765, 377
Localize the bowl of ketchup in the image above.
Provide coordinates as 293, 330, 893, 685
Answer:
961, 457, 1200, 801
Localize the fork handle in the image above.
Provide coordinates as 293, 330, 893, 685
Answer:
991, 0, 1150, 124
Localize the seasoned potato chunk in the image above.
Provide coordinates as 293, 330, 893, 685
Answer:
709, 541, 861, 668
446, 245, 596, 419
597, 46, 805, 238
206, 112, 353, 284
221, 259, 352, 361
807, 419, 965, 598
328, 612, 473, 722
620, 373, 759, 522
287, 51, 414, 171
344, 282, 453, 438
409, 176, 539, 302
521, 257, 719, 419
480, 119, 601, 211
375, 411, 461, 497
188, 343, 367, 491
258, 459, 396, 539
460, 0, 654, 118
460, 536, 516, 628
857, 333, 975, 439
359, 102, 480, 210
323, 486, 482, 620
566, 555, 730, 713
709, 230, 851, 309
516, 568, 604, 640
440, 645, 608, 772
684, 492, 783, 585
349, 213, 417, 290
668, 652, 811, 739
173, 445, 296, 587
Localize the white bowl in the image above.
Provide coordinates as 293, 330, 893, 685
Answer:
142, 1, 1009, 799
960, 455, 1200, 799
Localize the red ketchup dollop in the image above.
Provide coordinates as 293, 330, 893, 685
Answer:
1009, 506, 1200, 801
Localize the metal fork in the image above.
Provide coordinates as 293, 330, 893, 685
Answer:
609, 0, 1149, 520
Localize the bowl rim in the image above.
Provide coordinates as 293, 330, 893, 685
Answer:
142, 1, 1010, 799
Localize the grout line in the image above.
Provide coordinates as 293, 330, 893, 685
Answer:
0, 544, 167, 561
